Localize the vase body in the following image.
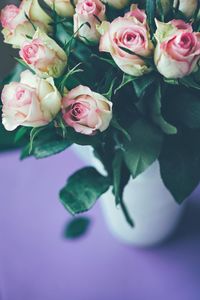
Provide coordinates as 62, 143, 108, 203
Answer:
73, 145, 186, 247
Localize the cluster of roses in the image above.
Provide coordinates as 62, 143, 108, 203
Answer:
0, 0, 200, 135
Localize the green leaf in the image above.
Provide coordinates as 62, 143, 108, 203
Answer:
156, 0, 165, 21
151, 84, 177, 134
156, 0, 174, 20
171, 91, 200, 129
33, 139, 72, 159
111, 118, 131, 141
91, 54, 116, 67
159, 134, 200, 203
180, 74, 200, 90
64, 217, 91, 239
112, 150, 133, 227
14, 127, 30, 143
20, 125, 71, 160
146, 0, 156, 34
123, 119, 163, 178
60, 167, 110, 215
58, 63, 83, 94
114, 74, 135, 94
14, 57, 30, 70
20, 144, 31, 160
103, 77, 117, 100
164, 78, 179, 86
67, 127, 99, 146
29, 127, 46, 154
112, 150, 124, 205
55, 23, 72, 46
132, 73, 155, 98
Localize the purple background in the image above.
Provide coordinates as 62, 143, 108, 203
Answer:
0, 149, 200, 300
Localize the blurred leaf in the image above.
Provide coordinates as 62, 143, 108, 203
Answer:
60, 167, 110, 215
151, 84, 177, 134
66, 127, 99, 146
123, 119, 163, 178
132, 73, 155, 98
33, 139, 71, 159
64, 217, 91, 239
20, 125, 72, 159
91, 54, 116, 67
103, 77, 117, 100
112, 150, 133, 227
114, 74, 135, 94
146, 0, 156, 34
159, 133, 200, 203
111, 118, 131, 141
14, 127, 30, 143
165, 88, 200, 129
180, 74, 200, 90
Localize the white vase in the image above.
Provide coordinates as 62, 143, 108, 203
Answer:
72, 145, 186, 247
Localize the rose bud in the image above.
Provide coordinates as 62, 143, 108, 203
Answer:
62, 85, 112, 135
43, 0, 75, 18
105, 0, 130, 10
1, 70, 61, 131
154, 19, 200, 79
99, 7, 154, 77
173, 0, 198, 18
19, 29, 67, 78
0, 0, 52, 49
74, 0, 106, 44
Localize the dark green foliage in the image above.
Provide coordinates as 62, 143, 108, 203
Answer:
64, 217, 91, 239
60, 167, 110, 215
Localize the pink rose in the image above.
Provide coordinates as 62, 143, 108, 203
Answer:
154, 19, 200, 78
0, 5, 20, 31
0, 0, 52, 48
74, 0, 106, 44
62, 85, 112, 135
99, 7, 154, 76
19, 29, 67, 78
1, 70, 61, 131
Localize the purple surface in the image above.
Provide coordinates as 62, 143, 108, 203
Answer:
0, 149, 200, 300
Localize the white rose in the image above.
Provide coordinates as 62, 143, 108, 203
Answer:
0, 0, 52, 48
19, 28, 67, 78
43, 0, 75, 17
1, 70, 61, 131
173, 0, 198, 18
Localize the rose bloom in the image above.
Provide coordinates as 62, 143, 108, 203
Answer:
19, 29, 67, 78
74, 0, 106, 44
43, 0, 75, 17
1, 70, 61, 131
99, 6, 154, 76
62, 85, 112, 135
154, 19, 200, 79
0, 0, 52, 48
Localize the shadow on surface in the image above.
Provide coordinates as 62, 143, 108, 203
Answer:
166, 196, 200, 246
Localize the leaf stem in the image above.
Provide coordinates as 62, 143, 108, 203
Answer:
120, 200, 134, 228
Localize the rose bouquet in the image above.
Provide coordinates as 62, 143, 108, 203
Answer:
0, 0, 200, 229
